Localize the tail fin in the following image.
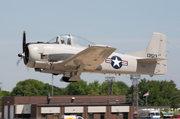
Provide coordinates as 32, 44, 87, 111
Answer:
146, 33, 167, 58
127, 33, 167, 76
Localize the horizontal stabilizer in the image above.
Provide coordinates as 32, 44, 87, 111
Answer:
137, 58, 167, 63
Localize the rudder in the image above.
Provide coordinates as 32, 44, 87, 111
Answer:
146, 33, 167, 75
126, 33, 167, 76
146, 33, 167, 59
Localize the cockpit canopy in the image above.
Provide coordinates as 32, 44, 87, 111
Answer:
47, 34, 95, 47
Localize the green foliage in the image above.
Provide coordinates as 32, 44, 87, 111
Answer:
0, 90, 11, 108
112, 82, 121, 95
87, 81, 100, 95
138, 79, 180, 108
99, 82, 108, 95
64, 80, 130, 96
66, 80, 88, 95
116, 81, 130, 95
10, 79, 130, 97
11, 79, 63, 96
11, 79, 44, 96
59, 87, 68, 95
9, 78, 180, 108
1, 91, 11, 96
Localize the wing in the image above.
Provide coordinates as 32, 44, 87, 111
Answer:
54, 45, 116, 71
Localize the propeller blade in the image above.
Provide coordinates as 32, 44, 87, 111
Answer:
23, 31, 26, 53
17, 31, 27, 66
17, 58, 22, 66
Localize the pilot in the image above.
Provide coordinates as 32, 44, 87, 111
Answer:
61, 38, 66, 44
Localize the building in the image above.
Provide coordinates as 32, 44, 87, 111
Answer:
138, 106, 171, 111
2, 95, 133, 119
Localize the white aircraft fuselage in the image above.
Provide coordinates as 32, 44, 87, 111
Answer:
18, 32, 167, 82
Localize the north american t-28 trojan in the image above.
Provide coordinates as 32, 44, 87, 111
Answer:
18, 31, 167, 82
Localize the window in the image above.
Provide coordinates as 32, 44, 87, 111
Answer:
89, 113, 93, 119
78, 117, 83, 119
100, 114, 104, 119
123, 112, 128, 119
155, 112, 160, 116
41, 114, 47, 119
54, 113, 59, 119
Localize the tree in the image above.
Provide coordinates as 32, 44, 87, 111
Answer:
138, 79, 180, 108
126, 85, 133, 102
99, 82, 108, 95
66, 80, 88, 95
11, 79, 62, 96
98, 81, 124, 95
10, 78, 180, 108
0, 90, 11, 108
11, 79, 44, 96
87, 81, 100, 95
116, 81, 130, 95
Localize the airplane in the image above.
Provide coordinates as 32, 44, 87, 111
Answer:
18, 31, 167, 82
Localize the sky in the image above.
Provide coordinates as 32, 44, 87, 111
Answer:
0, 1, 180, 91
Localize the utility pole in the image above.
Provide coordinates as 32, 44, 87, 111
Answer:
107, 79, 109, 95
130, 75, 141, 114
0, 81, 3, 91
52, 74, 54, 96
105, 76, 115, 95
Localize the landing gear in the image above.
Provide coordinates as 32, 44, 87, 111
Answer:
60, 65, 85, 82
60, 76, 77, 82
60, 72, 81, 82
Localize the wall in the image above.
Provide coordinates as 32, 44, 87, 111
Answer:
2, 95, 132, 119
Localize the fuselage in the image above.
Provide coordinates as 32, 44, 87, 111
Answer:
25, 43, 154, 75
18, 32, 167, 79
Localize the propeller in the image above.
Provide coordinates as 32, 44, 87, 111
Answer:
23, 31, 26, 53
17, 31, 26, 66
16, 57, 22, 66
